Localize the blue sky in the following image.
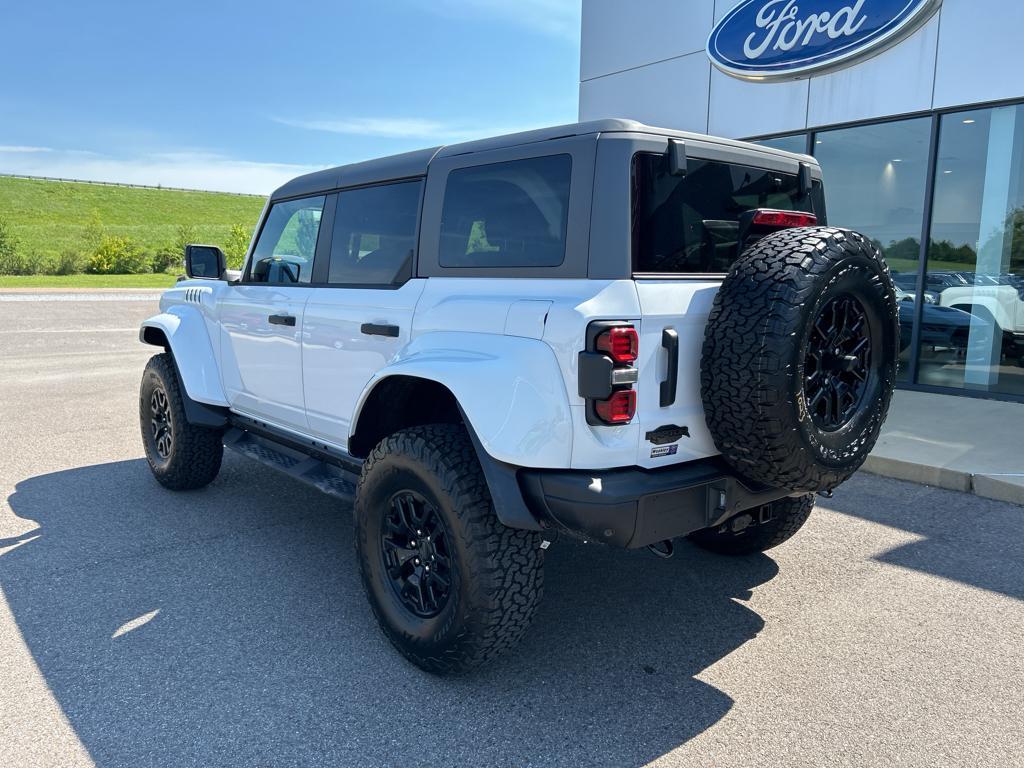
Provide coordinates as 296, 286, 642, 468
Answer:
0, 0, 581, 193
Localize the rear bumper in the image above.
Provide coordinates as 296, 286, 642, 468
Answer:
519, 457, 796, 549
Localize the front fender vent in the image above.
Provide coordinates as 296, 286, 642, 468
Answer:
184, 287, 210, 304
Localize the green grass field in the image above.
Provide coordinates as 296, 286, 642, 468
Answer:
0, 176, 265, 261
0, 273, 178, 289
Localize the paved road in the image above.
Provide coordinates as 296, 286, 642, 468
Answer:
1, 295, 1022, 768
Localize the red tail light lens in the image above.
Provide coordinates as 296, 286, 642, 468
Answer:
594, 389, 636, 424
752, 209, 818, 228
595, 326, 639, 365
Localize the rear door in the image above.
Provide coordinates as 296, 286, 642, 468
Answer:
301, 180, 426, 445
630, 149, 824, 468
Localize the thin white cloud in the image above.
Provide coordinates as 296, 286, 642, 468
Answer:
0, 145, 53, 153
0, 148, 322, 195
274, 115, 543, 143
420, 0, 581, 42
274, 116, 455, 140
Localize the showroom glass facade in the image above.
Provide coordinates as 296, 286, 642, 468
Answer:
754, 102, 1024, 400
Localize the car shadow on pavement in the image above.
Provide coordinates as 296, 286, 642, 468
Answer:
2, 455, 779, 768
828, 474, 1024, 601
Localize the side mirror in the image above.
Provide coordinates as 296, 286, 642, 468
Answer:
184, 244, 226, 280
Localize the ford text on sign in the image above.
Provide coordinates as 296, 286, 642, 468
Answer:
707, 0, 942, 81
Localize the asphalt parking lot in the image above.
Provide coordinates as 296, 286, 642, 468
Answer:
1, 294, 1023, 768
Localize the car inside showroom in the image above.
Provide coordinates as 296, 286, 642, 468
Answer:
580, 0, 1024, 400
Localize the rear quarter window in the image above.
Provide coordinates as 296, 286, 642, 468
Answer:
631, 152, 824, 275
439, 154, 572, 268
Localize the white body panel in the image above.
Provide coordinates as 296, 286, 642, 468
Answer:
302, 280, 425, 443
357, 332, 574, 468
140, 308, 228, 406
141, 281, 229, 406
145, 272, 726, 471
632, 280, 720, 468
218, 284, 312, 432
382, 277, 722, 470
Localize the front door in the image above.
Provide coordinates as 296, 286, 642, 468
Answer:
219, 194, 327, 432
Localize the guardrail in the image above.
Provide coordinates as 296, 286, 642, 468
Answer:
0, 173, 263, 197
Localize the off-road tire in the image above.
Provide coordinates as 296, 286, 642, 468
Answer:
701, 227, 899, 493
139, 353, 224, 490
689, 494, 814, 556
354, 424, 544, 674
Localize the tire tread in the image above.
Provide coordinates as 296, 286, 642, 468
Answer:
355, 424, 543, 674
140, 353, 223, 491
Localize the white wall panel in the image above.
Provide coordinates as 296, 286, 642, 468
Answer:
579, 52, 712, 134
933, 0, 1024, 109
580, 0, 716, 81
807, 15, 939, 128
708, 69, 809, 138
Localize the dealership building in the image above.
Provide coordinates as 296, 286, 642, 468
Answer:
579, 0, 1024, 402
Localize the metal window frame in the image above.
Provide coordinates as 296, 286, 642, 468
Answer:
746, 97, 1024, 405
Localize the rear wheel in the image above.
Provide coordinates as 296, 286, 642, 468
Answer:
689, 494, 814, 556
140, 353, 224, 490
354, 424, 544, 674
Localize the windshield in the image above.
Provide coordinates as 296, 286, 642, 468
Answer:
631, 152, 826, 274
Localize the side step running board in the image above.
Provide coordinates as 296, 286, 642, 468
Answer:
223, 428, 360, 504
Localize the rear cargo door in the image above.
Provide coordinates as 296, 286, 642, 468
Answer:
633, 280, 720, 468
628, 148, 823, 469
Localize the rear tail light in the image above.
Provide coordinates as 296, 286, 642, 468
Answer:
595, 389, 636, 424
752, 209, 818, 228
580, 322, 639, 426
595, 326, 639, 365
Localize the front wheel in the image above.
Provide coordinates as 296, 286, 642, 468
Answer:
688, 494, 814, 556
140, 353, 224, 490
354, 424, 544, 674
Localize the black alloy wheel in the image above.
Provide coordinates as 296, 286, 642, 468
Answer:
803, 295, 873, 432
150, 386, 174, 459
354, 424, 544, 673
381, 491, 453, 618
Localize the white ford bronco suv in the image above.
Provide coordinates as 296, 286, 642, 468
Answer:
138, 120, 899, 673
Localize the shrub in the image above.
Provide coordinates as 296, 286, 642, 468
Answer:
0, 217, 24, 274
28, 252, 55, 275
83, 210, 105, 251
0, 251, 41, 275
173, 223, 198, 257
52, 249, 86, 275
87, 235, 149, 274
223, 223, 251, 269
150, 244, 182, 273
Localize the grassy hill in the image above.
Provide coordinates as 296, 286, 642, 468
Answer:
0, 175, 265, 262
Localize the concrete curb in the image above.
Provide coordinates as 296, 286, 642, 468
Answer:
862, 455, 1024, 506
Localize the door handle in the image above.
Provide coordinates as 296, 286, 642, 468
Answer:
361, 323, 400, 338
268, 314, 296, 327
660, 328, 679, 407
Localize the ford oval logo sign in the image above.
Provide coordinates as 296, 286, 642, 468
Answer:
708, 0, 942, 81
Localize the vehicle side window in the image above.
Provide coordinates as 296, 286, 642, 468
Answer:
328, 181, 423, 286
249, 195, 326, 284
439, 154, 572, 268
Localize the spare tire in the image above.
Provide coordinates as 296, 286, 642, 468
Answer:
701, 227, 899, 493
